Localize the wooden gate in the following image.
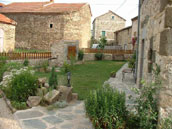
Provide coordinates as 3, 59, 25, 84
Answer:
67, 46, 76, 59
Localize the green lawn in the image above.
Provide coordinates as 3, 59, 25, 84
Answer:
35, 61, 125, 100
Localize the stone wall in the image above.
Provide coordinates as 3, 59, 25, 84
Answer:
131, 18, 138, 38
137, 0, 172, 119
4, 4, 91, 50
114, 26, 132, 50
93, 11, 125, 41
51, 40, 79, 66
0, 22, 15, 52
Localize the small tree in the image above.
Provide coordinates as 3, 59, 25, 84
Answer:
49, 67, 58, 89
98, 36, 107, 49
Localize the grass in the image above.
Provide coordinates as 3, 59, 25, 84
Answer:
14, 49, 50, 53
35, 61, 125, 100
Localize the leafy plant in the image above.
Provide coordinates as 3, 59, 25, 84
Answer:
128, 51, 136, 68
85, 86, 127, 129
23, 59, 29, 66
11, 101, 27, 110
98, 36, 107, 49
42, 60, 49, 72
95, 53, 103, 60
63, 61, 71, 73
78, 50, 84, 61
4, 70, 38, 102
131, 64, 161, 129
48, 67, 58, 89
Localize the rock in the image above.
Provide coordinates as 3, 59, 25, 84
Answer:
38, 77, 47, 85
72, 93, 78, 101
44, 90, 60, 104
27, 96, 42, 107
58, 86, 73, 102
44, 83, 49, 88
41, 87, 48, 95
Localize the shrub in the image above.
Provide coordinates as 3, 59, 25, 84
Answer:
23, 59, 29, 66
98, 36, 107, 49
42, 60, 49, 72
95, 53, 103, 60
128, 51, 136, 68
5, 70, 38, 102
11, 101, 27, 110
49, 67, 58, 89
85, 86, 127, 129
63, 61, 71, 73
78, 50, 84, 61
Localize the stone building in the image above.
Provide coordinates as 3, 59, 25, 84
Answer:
114, 26, 132, 50
0, 1, 91, 50
131, 16, 138, 50
137, 0, 172, 119
0, 13, 16, 52
92, 10, 126, 41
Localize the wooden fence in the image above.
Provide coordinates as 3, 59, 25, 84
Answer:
0, 52, 52, 60
82, 48, 134, 55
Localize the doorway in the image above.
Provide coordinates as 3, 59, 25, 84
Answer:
67, 46, 76, 59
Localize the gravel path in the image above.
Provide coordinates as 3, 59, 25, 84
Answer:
0, 98, 22, 129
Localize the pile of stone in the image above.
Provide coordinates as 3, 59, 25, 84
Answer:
27, 77, 78, 108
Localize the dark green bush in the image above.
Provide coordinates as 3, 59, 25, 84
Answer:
63, 61, 71, 73
78, 50, 84, 61
85, 86, 127, 129
11, 101, 27, 110
95, 53, 103, 60
49, 67, 58, 89
23, 59, 29, 66
5, 70, 38, 102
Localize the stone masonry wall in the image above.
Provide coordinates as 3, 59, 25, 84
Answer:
4, 5, 91, 50
0, 22, 15, 52
114, 27, 132, 50
93, 11, 125, 41
137, 0, 172, 119
131, 18, 138, 38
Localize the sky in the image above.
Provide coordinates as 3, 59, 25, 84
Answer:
0, 0, 138, 27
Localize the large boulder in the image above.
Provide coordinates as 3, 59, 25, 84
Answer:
27, 96, 42, 107
44, 90, 60, 104
58, 86, 73, 102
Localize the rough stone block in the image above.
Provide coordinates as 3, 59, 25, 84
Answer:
159, 93, 172, 108
27, 96, 42, 107
58, 86, 73, 102
44, 90, 60, 104
159, 29, 172, 56
83, 53, 95, 61
113, 55, 124, 61
72, 93, 78, 101
38, 77, 47, 85
103, 54, 112, 60
165, 6, 172, 28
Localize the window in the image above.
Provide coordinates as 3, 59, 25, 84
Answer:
102, 31, 106, 37
50, 24, 53, 28
112, 16, 115, 20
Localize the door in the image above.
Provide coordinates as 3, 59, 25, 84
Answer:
0, 29, 4, 53
67, 46, 76, 59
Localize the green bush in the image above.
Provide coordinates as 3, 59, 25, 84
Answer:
78, 50, 84, 61
5, 70, 38, 102
42, 60, 49, 72
98, 36, 107, 49
23, 59, 29, 66
128, 51, 136, 68
95, 53, 103, 60
85, 86, 127, 129
11, 101, 27, 110
49, 67, 58, 89
63, 61, 71, 73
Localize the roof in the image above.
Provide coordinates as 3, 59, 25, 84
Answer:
0, 13, 16, 25
131, 16, 138, 21
93, 10, 126, 23
114, 26, 132, 33
0, 3, 5, 7
0, 2, 87, 13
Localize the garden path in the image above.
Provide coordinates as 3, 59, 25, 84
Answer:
14, 101, 94, 129
0, 98, 22, 129
104, 63, 138, 111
